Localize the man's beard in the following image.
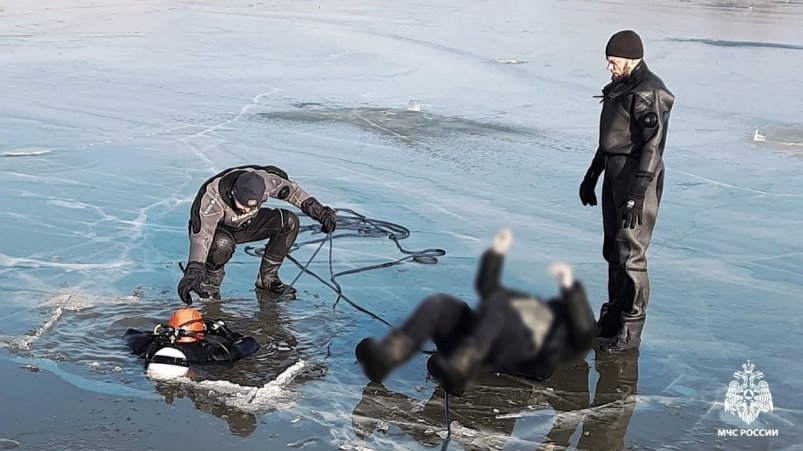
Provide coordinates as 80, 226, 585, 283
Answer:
611, 71, 630, 83
611, 62, 638, 83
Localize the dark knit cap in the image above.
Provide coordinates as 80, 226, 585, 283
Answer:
233, 171, 266, 207
606, 30, 644, 59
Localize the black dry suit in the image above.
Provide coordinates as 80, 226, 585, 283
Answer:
124, 320, 259, 365
582, 61, 674, 352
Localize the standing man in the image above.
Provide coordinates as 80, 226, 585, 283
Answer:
579, 30, 674, 353
178, 165, 337, 304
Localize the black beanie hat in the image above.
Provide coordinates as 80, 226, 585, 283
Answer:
233, 171, 266, 207
606, 30, 644, 59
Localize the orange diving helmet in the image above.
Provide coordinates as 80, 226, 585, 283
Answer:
168, 308, 206, 344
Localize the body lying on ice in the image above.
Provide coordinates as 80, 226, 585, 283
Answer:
356, 229, 598, 396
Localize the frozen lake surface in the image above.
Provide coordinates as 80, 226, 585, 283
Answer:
1, 0, 802, 449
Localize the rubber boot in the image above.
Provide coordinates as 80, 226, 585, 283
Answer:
199, 268, 225, 300
255, 257, 297, 300
597, 301, 624, 339
426, 338, 485, 396
600, 318, 644, 353
355, 331, 416, 384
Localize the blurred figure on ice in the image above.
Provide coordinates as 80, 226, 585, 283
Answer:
355, 229, 597, 396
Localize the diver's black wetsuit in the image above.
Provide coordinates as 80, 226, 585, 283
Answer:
124, 320, 259, 364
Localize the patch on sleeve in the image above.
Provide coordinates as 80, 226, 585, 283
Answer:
202, 197, 222, 216
642, 112, 658, 128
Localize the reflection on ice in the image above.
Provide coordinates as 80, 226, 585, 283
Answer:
351, 352, 641, 450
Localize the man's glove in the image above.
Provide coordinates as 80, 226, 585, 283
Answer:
579, 164, 602, 207
319, 207, 337, 233
621, 171, 653, 229
301, 197, 337, 234
178, 261, 206, 305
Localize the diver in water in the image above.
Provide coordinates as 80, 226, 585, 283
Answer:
124, 307, 260, 378
355, 229, 598, 396
178, 165, 337, 304
127, 294, 313, 437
